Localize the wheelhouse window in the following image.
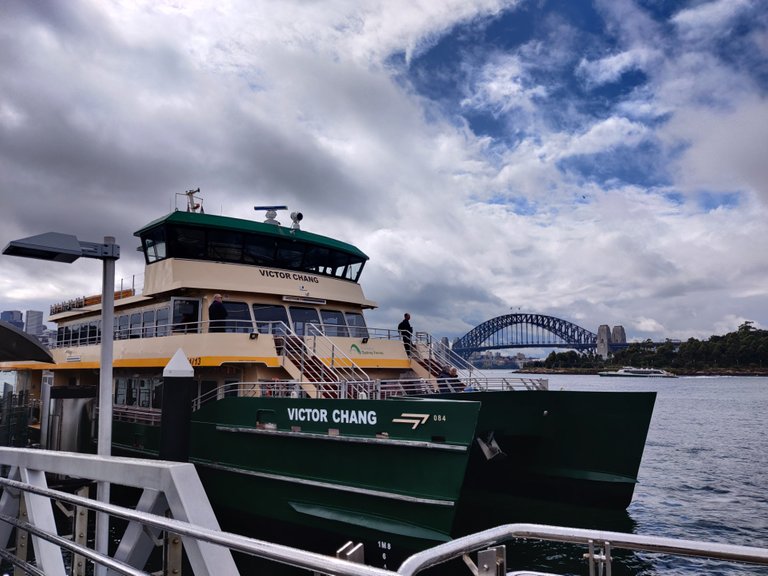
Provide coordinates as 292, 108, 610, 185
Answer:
344, 261, 364, 281
252, 304, 289, 334
142, 227, 166, 263
172, 227, 206, 260
208, 230, 243, 262
243, 235, 276, 266
320, 310, 348, 337
138, 221, 368, 282
275, 239, 304, 269
303, 245, 331, 273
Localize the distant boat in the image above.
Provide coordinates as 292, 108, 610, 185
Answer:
599, 366, 677, 378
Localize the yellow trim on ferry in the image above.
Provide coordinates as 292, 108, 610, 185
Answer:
2, 356, 407, 371
1, 356, 285, 371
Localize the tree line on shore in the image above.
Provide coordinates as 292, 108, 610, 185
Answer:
529, 321, 768, 375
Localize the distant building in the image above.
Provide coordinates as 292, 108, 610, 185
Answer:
1, 310, 24, 330
39, 327, 57, 348
25, 310, 44, 338
469, 351, 520, 369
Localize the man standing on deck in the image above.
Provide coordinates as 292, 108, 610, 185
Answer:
208, 294, 228, 332
398, 313, 413, 356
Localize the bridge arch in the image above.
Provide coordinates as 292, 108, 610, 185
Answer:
452, 313, 598, 358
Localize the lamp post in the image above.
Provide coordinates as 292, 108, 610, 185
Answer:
3, 232, 119, 576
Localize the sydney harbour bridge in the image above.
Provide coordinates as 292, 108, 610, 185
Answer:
451, 313, 628, 359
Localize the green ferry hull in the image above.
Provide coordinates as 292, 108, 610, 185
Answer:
113, 389, 655, 558
454, 390, 656, 511
115, 396, 481, 548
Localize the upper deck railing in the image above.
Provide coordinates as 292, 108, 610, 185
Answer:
114, 375, 549, 426
48, 319, 390, 348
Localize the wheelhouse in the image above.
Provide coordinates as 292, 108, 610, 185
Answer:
135, 211, 369, 282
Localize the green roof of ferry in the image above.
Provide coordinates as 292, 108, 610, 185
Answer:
135, 210, 369, 261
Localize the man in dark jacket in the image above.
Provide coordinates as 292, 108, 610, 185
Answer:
398, 312, 413, 356
208, 294, 228, 332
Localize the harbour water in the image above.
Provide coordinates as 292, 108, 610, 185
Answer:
499, 371, 768, 575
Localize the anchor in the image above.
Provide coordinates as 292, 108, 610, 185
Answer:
476, 432, 507, 462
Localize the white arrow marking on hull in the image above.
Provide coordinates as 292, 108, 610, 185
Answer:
392, 413, 430, 429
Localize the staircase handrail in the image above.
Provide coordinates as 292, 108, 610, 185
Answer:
305, 323, 371, 387
258, 322, 370, 388
412, 332, 487, 379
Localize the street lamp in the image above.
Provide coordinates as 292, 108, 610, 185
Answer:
3, 231, 119, 576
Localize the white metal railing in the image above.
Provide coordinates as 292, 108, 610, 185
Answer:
275, 322, 370, 385
398, 523, 768, 576
412, 332, 482, 376
1, 451, 766, 576
114, 373, 550, 429
191, 377, 548, 407
112, 405, 163, 425
306, 323, 371, 383
0, 447, 236, 576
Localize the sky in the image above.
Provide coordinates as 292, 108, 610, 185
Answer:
1, 0, 767, 347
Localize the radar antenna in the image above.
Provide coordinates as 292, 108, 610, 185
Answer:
254, 205, 288, 226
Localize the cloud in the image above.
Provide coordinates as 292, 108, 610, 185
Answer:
461, 53, 547, 115
660, 95, 768, 202
671, 0, 755, 43
1, 0, 767, 350
577, 48, 659, 87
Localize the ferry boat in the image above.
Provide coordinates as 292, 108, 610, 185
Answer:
2, 191, 656, 557
598, 366, 677, 378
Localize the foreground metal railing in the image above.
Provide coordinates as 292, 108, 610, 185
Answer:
1, 449, 767, 575
398, 523, 768, 576
0, 447, 236, 576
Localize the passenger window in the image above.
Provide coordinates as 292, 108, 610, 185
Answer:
289, 307, 321, 336
222, 301, 253, 333
156, 307, 170, 336
344, 312, 368, 338
320, 310, 349, 337
115, 378, 127, 405
143, 310, 156, 338
172, 299, 200, 333
130, 313, 142, 339
252, 304, 289, 334
117, 315, 129, 340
